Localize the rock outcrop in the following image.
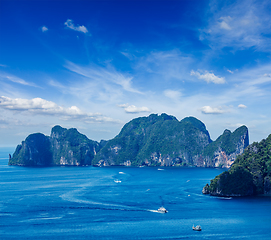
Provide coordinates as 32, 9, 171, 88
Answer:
202, 127, 249, 168
9, 133, 52, 166
203, 134, 271, 196
50, 126, 101, 166
9, 114, 250, 168
9, 126, 101, 166
92, 114, 249, 168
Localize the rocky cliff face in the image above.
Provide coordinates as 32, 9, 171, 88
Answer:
92, 114, 212, 167
9, 126, 101, 166
9, 133, 52, 166
203, 134, 271, 197
50, 125, 101, 166
9, 114, 250, 168
93, 114, 249, 168
201, 126, 249, 168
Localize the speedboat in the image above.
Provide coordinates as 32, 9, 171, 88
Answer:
157, 207, 168, 213
192, 225, 201, 231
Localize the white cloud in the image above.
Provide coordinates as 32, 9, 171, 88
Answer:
119, 104, 150, 114
263, 73, 271, 78
64, 19, 88, 34
227, 69, 234, 74
41, 26, 48, 32
238, 104, 247, 109
190, 70, 226, 84
226, 122, 245, 129
163, 89, 182, 100
118, 103, 129, 108
200, 106, 225, 114
0, 96, 118, 123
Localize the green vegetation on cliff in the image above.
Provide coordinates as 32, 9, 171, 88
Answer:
93, 114, 212, 166
204, 126, 249, 157
9, 126, 101, 166
9, 113, 249, 168
50, 125, 100, 165
203, 134, 271, 196
9, 133, 52, 166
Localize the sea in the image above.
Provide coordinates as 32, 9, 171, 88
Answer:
0, 147, 271, 240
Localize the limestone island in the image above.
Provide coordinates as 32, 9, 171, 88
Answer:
202, 134, 271, 197
9, 113, 249, 168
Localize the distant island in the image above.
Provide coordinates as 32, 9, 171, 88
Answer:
9, 113, 249, 168
202, 134, 271, 196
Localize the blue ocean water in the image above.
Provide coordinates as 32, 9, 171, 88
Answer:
0, 148, 271, 239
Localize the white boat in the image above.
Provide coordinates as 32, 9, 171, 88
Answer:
114, 179, 121, 183
192, 225, 201, 231
157, 206, 168, 213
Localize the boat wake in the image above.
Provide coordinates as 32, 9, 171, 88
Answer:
215, 196, 233, 200
148, 209, 167, 214
61, 189, 155, 213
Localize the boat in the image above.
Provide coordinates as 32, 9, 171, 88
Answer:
114, 179, 121, 183
157, 207, 168, 213
192, 225, 202, 231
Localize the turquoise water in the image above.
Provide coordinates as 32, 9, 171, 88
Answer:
0, 148, 271, 239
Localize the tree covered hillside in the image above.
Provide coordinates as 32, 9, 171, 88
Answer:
203, 134, 271, 196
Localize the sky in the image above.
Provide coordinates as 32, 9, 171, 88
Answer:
0, 0, 271, 147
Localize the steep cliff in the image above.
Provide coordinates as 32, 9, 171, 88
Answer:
93, 114, 212, 166
9, 114, 249, 168
9, 133, 52, 166
50, 125, 101, 166
9, 126, 101, 166
203, 134, 271, 196
202, 126, 249, 168
92, 114, 248, 167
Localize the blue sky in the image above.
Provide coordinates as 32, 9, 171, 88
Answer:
0, 0, 271, 147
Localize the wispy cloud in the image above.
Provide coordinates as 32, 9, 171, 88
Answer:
219, 16, 232, 30
65, 61, 142, 95
118, 104, 150, 114
190, 70, 226, 84
135, 50, 193, 82
0, 96, 119, 123
64, 19, 88, 34
201, 0, 271, 51
0, 73, 39, 87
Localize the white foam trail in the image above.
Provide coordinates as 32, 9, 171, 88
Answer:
61, 190, 143, 211
148, 209, 167, 214
20, 216, 63, 222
